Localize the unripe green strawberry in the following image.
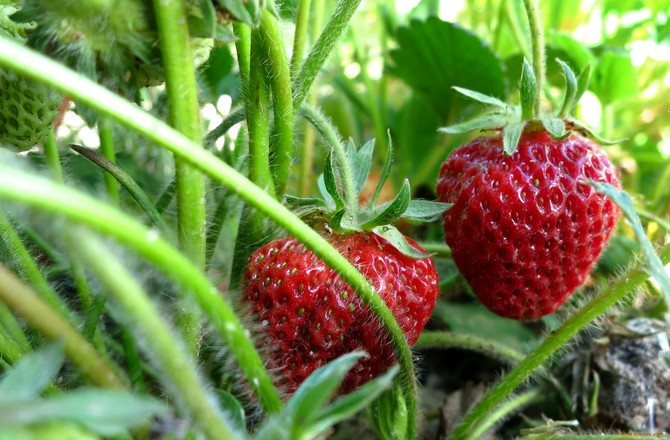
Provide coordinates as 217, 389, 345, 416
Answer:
0, 6, 61, 152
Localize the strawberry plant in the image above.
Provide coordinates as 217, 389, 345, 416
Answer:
0, 0, 669, 439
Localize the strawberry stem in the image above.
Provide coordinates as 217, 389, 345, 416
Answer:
98, 116, 120, 205
522, 0, 545, 117
449, 243, 670, 440
153, 0, 206, 354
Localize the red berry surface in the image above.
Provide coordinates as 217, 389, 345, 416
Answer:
436, 130, 621, 320
241, 231, 439, 394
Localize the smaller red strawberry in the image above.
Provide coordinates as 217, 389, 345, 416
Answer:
436, 59, 622, 320
241, 137, 449, 394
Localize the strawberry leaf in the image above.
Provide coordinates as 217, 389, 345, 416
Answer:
588, 182, 670, 306
556, 58, 578, 117
519, 58, 536, 120
569, 119, 626, 145
368, 383, 407, 440
439, 114, 508, 134
403, 200, 452, 220
348, 138, 374, 196
540, 117, 569, 140
317, 174, 336, 209
502, 122, 526, 155
452, 87, 508, 108
216, 0, 258, 26
373, 225, 431, 258
324, 152, 344, 210
285, 195, 328, 208
307, 366, 398, 437
0, 342, 64, 404
360, 179, 411, 229
368, 133, 393, 207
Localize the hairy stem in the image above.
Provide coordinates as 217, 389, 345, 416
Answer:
290, 0, 312, 76
522, 0, 545, 116
259, 8, 294, 198
152, 0, 206, 353
415, 331, 524, 365
469, 389, 542, 440
449, 244, 670, 439
78, 235, 241, 440
0, 264, 125, 389
0, 39, 416, 437
292, 0, 363, 108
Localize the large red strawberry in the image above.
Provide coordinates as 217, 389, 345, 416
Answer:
437, 130, 620, 319
242, 231, 438, 393
436, 60, 622, 320
241, 138, 448, 394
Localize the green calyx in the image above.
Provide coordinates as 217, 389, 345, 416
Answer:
440, 57, 622, 155
286, 137, 451, 258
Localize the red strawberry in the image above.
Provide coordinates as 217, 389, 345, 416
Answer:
437, 129, 621, 319
242, 231, 439, 394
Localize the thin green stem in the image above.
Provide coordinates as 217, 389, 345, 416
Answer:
152, 0, 206, 354
42, 129, 63, 182
292, 0, 363, 108
0, 40, 416, 435
97, 116, 120, 204
0, 169, 282, 414
0, 263, 125, 389
290, 0, 312, 76
522, 0, 545, 116
78, 235, 241, 440
298, 0, 325, 197
259, 8, 294, 198
449, 244, 670, 440
204, 107, 246, 146
415, 331, 524, 365
299, 103, 357, 215
70, 145, 168, 233
470, 389, 542, 439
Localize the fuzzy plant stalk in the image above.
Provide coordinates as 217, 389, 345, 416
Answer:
299, 0, 325, 197
0, 40, 420, 434
0, 167, 282, 414
259, 8, 294, 198
0, 264, 125, 389
448, 243, 670, 440
292, 0, 362, 108
290, 0, 312, 76
152, 0, 206, 353
78, 234, 242, 440
415, 331, 524, 365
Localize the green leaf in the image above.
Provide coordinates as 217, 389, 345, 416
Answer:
349, 139, 374, 196
307, 366, 399, 437
588, 182, 670, 304
439, 113, 508, 134
556, 58, 578, 117
452, 87, 508, 108
368, 383, 407, 440
402, 200, 452, 219
519, 58, 536, 120
368, 133, 393, 207
255, 352, 367, 440
317, 174, 336, 209
285, 195, 327, 209
202, 45, 240, 101
216, 0, 257, 26
324, 152, 344, 210
549, 33, 594, 73
0, 343, 64, 404
591, 50, 637, 105
503, 122, 526, 155
540, 117, 569, 139
188, 0, 217, 38
389, 17, 506, 120
216, 390, 246, 434
0, 390, 168, 435
373, 225, 431, 258
569, 119, 626, 145
360, 180, 411, 229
